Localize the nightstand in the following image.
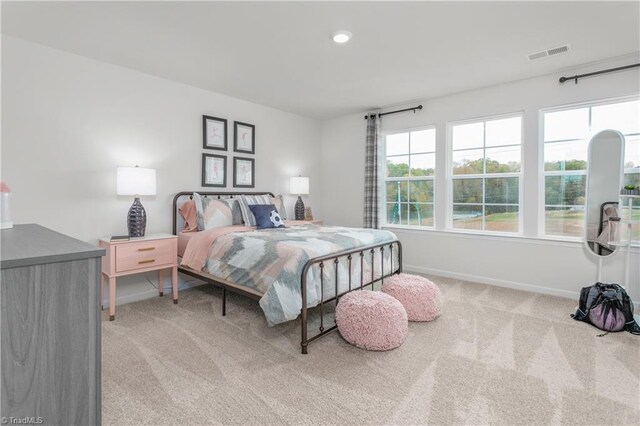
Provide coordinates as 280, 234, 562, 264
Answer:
98, 234, 178, 320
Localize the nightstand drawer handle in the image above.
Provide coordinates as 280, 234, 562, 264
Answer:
138, 259, 156, 265
138, 247, 155, 252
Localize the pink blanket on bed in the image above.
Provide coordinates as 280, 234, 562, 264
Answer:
180, 220, 311, 271
181, 225, 252, 270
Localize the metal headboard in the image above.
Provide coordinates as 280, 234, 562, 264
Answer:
172, 191, 275, 235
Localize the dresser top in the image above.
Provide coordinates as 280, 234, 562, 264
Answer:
1, 224, 105, 269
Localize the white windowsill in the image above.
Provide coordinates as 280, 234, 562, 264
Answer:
381, 224, 640, 251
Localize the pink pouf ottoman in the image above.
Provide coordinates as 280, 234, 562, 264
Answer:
382, 273, 443, 322
336, 291, 408, 351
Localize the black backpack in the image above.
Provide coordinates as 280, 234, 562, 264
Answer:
571, 283, 640, 335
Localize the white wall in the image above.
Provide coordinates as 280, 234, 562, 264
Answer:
320, 54, 640, 302
1, 35, 322, 303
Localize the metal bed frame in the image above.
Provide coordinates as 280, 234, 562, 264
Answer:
172, 191, 403, 354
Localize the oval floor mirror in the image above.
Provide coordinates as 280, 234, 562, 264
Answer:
584, 129, 625, 268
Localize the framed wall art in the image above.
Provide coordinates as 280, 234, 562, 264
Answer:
234, 121, 255, 154
202, 153, 227, 187
203, 115, 227, 150
233, 156, 255, 188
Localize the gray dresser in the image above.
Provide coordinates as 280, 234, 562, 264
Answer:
1, 224, 105, 425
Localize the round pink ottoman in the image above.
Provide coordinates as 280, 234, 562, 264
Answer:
336, 291, 408, 351
381, 273, 443, 322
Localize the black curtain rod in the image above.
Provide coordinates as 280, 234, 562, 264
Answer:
559, 63, 640, 84
364, 105, 423, 120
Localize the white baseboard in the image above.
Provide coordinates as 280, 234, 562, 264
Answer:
403, 264, 640, 311
404, 264, 579, 300
101, 274, 206, 308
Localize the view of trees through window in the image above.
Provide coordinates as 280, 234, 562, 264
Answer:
543, 99, 640, 238
385, 129, 435, 226
380, 98, 639, 240
451, 115, 522, 232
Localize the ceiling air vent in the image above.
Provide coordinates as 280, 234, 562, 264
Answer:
527, 44, 570, 61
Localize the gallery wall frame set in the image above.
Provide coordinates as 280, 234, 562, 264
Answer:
202, 114, 256, 188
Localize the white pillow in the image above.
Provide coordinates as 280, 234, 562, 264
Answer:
270, 194, 287, 220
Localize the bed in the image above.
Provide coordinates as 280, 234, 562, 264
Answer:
172, 191, 403, 354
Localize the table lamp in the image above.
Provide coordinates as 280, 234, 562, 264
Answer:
290, 176, 309, 220
117, 166, 156, 237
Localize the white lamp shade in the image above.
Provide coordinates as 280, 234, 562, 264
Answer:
117, 167, 156, 196
290, 176, 309, 195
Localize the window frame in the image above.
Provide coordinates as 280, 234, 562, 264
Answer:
446, 111, 524, 235
538, 95, 640, 240
380, 125, 437, 229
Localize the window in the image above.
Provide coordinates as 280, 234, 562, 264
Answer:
542, 99, 640, 238
384, 128, 435, 227
449, 115, 522, 233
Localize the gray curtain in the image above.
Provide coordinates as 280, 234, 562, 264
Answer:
363, 113, 380, 228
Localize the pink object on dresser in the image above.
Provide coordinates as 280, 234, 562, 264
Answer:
381, 273, 443, 322
335, 290, 408, 351
98, 234, 178, 321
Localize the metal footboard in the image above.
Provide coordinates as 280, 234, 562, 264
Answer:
299, 239, 403, 354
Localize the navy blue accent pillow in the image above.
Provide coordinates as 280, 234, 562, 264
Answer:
248, 204, 286, 229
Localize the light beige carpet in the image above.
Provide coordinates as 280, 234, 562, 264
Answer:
102, 276, 640, 425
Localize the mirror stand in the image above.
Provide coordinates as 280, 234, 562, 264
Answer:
583, 130, 625, 282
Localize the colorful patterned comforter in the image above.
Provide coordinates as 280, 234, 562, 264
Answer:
181, 223, 399, 325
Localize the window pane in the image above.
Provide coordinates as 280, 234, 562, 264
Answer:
544, 140, 588, 171
545, 207, 585, 237
453, 204, 483, 230
485, 146, 521, 173
485, 177, 519, 204
411, 129, 435, 153
452, 122, 484, 150
411, 153, 435, 176
453, 178, 482, 203
619, 207, 640, 241
624, 172, 640, 190
386, 203, 408, 225
544, 108, 589, 141
386, 133, 409, 156
409, 180, 434, 203
485, 205, 519, 233
386, 156, 409, 177
592, 100, 640, 135
408, 203, 434, 227
386, 181, 408, 203
452, 149, 483, 175
486, 116, 521, 147
545, 175, 586, 206
625, 135, 640, 170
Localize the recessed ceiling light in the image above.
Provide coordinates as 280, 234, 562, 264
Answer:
332, 30, 353, 44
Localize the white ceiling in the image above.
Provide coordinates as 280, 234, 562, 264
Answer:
2, 1, 639, 120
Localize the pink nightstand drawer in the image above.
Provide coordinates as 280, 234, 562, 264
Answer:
116, 252, 175, 273
115, 239, 174, 261
115, 239, 175, 273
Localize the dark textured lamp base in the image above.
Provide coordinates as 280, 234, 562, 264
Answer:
127, 197, 147, 237
294, 196, 305, 220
